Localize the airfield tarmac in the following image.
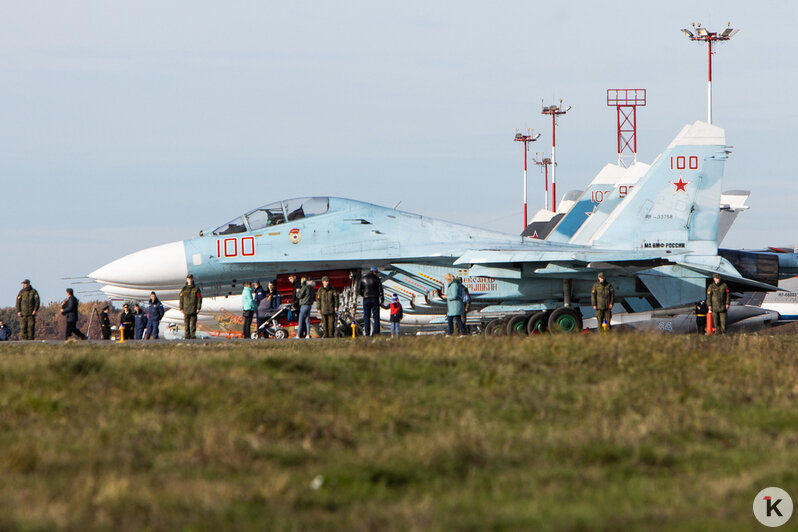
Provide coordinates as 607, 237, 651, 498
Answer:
1, 334, 796, 530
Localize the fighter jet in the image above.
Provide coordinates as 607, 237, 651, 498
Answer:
89, 121, 781, 334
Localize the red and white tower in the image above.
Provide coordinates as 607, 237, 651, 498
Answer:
607, 89, 646, 168
681, 23, 739, 124
533, 154, 552, 215
514, 130, 540, 228
541, 101, 570, 212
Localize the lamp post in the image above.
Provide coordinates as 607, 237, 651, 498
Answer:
681, 23, 739, 124
541, 101, 570, 212
514, 130, 540, 228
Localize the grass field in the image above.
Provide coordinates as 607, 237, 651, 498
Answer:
1, 335, 796, 531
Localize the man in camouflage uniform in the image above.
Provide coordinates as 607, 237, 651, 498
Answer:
179, 274, 202, 339
315, 276, 339, 338
706, 273, 730, 334
16, 279, 40, 340
591, 272, 615, 331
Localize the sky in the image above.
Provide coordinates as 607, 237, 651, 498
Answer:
1, 1, 796, 306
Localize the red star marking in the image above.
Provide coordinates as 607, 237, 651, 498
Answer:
672, 177, 688, 193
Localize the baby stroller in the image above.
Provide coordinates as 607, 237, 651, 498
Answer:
257, 305, 291, 339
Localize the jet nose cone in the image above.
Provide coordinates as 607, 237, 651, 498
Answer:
89, 241, 189, 287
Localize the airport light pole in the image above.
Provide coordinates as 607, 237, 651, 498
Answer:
514, 130, 541, 228
533, 154, 552, 224
541, 101, 570, 212
681, 23, 739, 124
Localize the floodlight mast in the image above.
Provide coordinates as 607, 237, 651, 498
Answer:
607, 89, 646, 168
681, 22, 739, 124
541, 101, 570, 212
514, 130, 540, 228
533, 154, 552, 226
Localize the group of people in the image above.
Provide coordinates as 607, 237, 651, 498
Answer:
238, 267, 405, 339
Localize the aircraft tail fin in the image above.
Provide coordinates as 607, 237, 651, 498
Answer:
583, 121, 727, 255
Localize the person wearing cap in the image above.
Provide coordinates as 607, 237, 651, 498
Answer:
388, 294, 403, 338
133, 304, 148, 340
316, 276, 339, 338
706, 273, 730, 334
100, 305, 112, 340
591, 272, 615, 331
119, 303, 135, 340
61, 288, 87, 340
145, 292, 165, 339
358, 267, 384, 336
179, 274, 202, 339
16, 279, 40, 340
0, 320, 11, 341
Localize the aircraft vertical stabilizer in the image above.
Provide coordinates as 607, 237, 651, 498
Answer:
585, 121, 726, 255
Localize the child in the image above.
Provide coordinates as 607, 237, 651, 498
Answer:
389, 294, 403, 337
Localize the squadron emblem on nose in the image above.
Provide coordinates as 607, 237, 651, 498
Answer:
289, 228, 301, 244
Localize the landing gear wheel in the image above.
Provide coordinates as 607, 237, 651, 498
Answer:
506, 315, 529, 336
484, 318, 507, 337
274, 328, 289, 339
548, 307, 583, 333
526, 311, 548, 335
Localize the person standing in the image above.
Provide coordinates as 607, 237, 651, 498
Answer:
358, 267, 384, 336
241, 281, 255, 339
287, 274, 302, 321
179, 274, 202, 339
695, 299, 708, 334
707, 273, 730, 334
258, 281, 282, 338
252, 281, 267, 337
316, 276, 339, 338
145, 292, 165, 339
441, 273, 466, 335
296, 279, 315, 339
388, 294, 403, 338
61, 288, 87, 340
16, 279, 40, 340
100, 305, 112, 340
591, 272, 615, 331
119, 303, 135, 340
133, 304, 148, 340
0, 320, 12, 341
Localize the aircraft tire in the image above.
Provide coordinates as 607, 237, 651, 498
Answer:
484, 318, 506, 337
274, 328, 290, 339
526, 311, 548, 334
548, 307, 583, 333
506, 315, 529, 336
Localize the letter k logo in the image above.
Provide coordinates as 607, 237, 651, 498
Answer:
765, 496, 783, 517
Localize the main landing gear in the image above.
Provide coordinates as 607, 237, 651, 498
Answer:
482, 279, 583, 336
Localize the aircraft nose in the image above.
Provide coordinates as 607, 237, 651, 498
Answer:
89, 240, 188, 287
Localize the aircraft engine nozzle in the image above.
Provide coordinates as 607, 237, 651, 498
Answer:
89, 240, 189, 287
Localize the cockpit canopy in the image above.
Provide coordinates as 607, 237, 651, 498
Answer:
212, 197, 330, 236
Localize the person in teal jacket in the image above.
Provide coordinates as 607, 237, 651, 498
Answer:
441, 273, 466, 335
241, 281, 255, 339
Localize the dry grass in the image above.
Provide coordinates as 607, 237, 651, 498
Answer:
0, 334, 797, 530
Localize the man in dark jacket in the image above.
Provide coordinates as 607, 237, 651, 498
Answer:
257, 281, 282, 338
296, 279, 315, 339
591, 272, 615, 331
0, 320, 12, 341
100, 306, 112, 340
316, 276, 339, 338
120, 303, 135, 340
145, 292, 165, 339
16, 279, 40, 340
133, 304, 148, 340
179, 274, 202, 339
358, 267, 384, 336
252, 281, 267, 337
61, 288, 87, 340
707, 273, 730, 334
287, 274, 302, 321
